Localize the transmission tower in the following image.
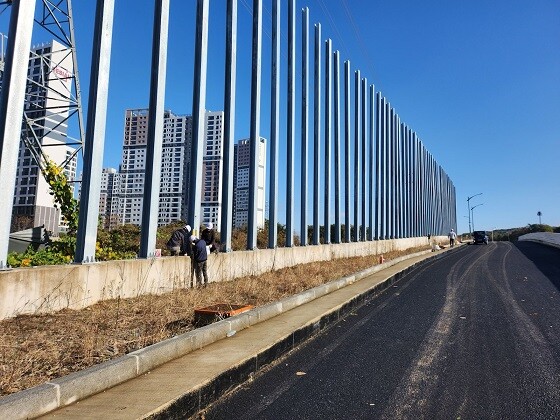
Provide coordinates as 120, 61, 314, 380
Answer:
0, 0, 84, 176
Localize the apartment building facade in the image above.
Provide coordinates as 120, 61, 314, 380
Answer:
114, 109, 223, 229
233, 137, 267, 229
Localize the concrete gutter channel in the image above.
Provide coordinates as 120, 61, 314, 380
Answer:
2, 248, 456, 419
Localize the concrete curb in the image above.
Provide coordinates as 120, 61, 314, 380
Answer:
0, 248, 450, 419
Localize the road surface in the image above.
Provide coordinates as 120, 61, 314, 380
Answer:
204, 241, 560, 419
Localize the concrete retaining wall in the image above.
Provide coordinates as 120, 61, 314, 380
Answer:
0, 236, 441, 320
518, 232, 560, 249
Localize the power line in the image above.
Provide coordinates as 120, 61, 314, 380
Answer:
340, 0, 378, 84
316, 0, 350, 59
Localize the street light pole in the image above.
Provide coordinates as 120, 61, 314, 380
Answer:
467, 192, 482, 236
470, 203, 484, 232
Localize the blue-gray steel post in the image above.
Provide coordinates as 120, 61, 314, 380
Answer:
395, 115, 402, 238
419, 141, 429, 236
360, 77, 367, 241
410, 128, 415, 236
414, 133, 420, 237
300, 7, 309, 246
393, 114, 401, 238
427, 151, 431, 234
220, 0, 237, 252
401, 124, 407, 238
406, 127, 412, 237
343, 61, 351, 243
417, 135, 422, 237
394, 112, 400, 238
285, 0, 295, 247
139, 0, 170, 259
380, 98, 390, 239
387, 106, 394, 239
431, 156, 436, 235
420, 144, 425, 236
312, 23, 321, 245
434, 163, 438, 234
0, 0, 37, 269
353, 70, 361, 242
247, 0, 262, 250
393, 115, 399, 238
75, 0, 115, 263
374, 92, 382, 240
421, 141, 425, 236
268, 0, 280, 249
333, 51, 341, 244
430, 155, 435, 235
401, 121, 406, 238
324, 39, 332, 244
410, 131, 415, 237
408, 128, 418, 238
368, 84, 375, 240
187, 0, 209, 238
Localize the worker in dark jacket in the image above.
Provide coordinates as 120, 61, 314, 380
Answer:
191, 235, 208, 287
166, 225, 191, 256
201, 222, 218, 253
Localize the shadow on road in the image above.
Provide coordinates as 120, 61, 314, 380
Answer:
513, 241, 560, 290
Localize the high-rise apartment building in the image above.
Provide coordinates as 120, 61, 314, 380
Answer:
99, 168, 120, 230
118, 109, 192, 226
3, 39, 77, 235
201, 111, 224, 228
233, 137, 267, 229
116, 109, 224, 229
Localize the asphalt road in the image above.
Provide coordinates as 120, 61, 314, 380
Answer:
204, 241, 560, 420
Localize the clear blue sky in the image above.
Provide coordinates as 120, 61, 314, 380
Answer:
2, 0, 559, 235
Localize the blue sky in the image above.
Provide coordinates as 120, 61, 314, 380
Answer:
2, 0, 559, 235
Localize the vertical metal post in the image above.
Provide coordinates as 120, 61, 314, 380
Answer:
414, 133, 420, 237
417, 135, 422, 237
419, 142, 423, 236
286, 0, 295, 247
387, 105, 393, 239
324, 39, 331, 244
312, 23, 321, 245
420, 144, 425, 236
0, 0, 37, 269
333, 51, 341, 244
401, 123, 406, 238
393, 112, 398, 238
368, 84, 375, 240
300, 7, 309, 246
360, 77, 367, 241
75, 0, 115, 263
353, 70, 360, 242
343, 61, 351, 243
396, 116, 401, 238
268, 0, 280, 249
406, 126, 411, 237
220, 0, 237, 252
247, 0, 262, 250
139, 0, 170, 258
393, 111, 399, 238
381, 98, 388, 239
374, 92, 382, 240
187, 0, 209, 238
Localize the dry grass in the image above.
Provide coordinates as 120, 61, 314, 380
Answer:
0, 246, 428, 397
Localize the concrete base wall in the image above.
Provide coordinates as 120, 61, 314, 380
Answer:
0, 236, 443, 320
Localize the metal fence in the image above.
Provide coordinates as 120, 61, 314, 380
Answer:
0, 0, 456, 269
